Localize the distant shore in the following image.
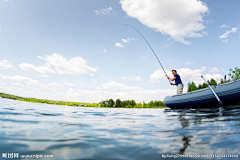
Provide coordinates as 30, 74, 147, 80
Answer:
0, 93, 167, 109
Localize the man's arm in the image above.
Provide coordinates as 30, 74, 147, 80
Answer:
166, 76, 176, 81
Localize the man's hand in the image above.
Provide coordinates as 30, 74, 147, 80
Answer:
166, 75, 170, 79
170, 83, 174, 85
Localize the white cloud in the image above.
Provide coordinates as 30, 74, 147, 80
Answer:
19, 63, 55, 77
165, 43, 173, 48
209, 67, 219, 73
115, 37, 137, 48
0, 59, 14, 69
64, 82, 76, 87
94, 6, 114, 16
121, 75, 143, 81
149, 67, 223, 85
186, 61, 194, 64
221, 68, 225, 72
169, 58, 172, 60
67, 87, 175, 103
219, 28, 238, 39
141, 56, 146, 60
120, 0, 209, 44
48, 82, 63, 88
89, 73, 94, 76
204, 74, 223, 82
121, 37, 137, 44
37, 53, 97, 75
220, 24, 230, 28
11, 82, 23, 86
96, 81, 142, 91
95, 47, 107, 53
0, 74, 43, 86
222, 39, 228, 43
149, 69, 172, 83
115, 42, 124, 48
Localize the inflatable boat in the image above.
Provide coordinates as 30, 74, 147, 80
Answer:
163, 79, 240, 109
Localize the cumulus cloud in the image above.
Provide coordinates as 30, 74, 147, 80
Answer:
204, 74, 223, 82
96, 81, 142, 91
115, 42, 124, 48
64, 82, 76, 87
66, 87, 175, 103
115, 37, 137, 48
48, 82, 63, 88
219, 28, 238, 39
209, 67, 219, 73
121, 37, 137, 44
25, 53, 98, 76
0, 74, 43, 86
222, 39, 228, 43
120, 0, 209, 44
121, 75, 143, 81
220, 24, 230, 28
94, 6, 114, 16
149, 67, 223, 85
0, 59, 14, 69
95, 47, 107, 53
186, 61, 194, 64
11, 82, 23, 86
19, 63, 55, 77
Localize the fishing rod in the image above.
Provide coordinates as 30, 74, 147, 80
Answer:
124, 24, 171, 83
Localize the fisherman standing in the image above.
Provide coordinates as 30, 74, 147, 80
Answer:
166, 70, 184, 94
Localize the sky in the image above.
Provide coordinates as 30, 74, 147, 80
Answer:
0, 0, 239, 103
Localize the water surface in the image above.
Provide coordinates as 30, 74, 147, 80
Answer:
0, 98, 240, 159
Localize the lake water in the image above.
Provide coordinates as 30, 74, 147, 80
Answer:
0, 98, 240, 160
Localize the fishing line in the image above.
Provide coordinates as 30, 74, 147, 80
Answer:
124, 24, 171, 83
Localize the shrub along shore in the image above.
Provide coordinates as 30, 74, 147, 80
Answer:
0, 93, 167, 108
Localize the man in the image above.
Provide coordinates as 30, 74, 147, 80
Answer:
166, 70, 184, 94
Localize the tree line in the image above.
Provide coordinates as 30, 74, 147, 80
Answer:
0, 93, 166, 108
0, 93, 91, 106
188, 67, 240, 92
99, 99, 165, 108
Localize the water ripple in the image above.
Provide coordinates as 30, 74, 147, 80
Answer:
0, 98, 240, 159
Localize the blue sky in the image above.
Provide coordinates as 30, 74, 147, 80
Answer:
0, 0, 239, 103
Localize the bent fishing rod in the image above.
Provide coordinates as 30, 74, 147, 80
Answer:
124, 24, 171, 83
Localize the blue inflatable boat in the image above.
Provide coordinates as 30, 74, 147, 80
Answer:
163, 79, 240, 109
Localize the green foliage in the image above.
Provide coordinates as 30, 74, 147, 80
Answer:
188, 81, 198, 92
229, 67, 240, 80
188, 77, 226, 93
0, 93, 92, 107
108, 99, 115, 107
0, 93, 167, 109
209, 78, 217, 86
99, 99, 166, 108
116, 99, 121, 107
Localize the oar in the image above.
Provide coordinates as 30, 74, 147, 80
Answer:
201, 75, 224, 107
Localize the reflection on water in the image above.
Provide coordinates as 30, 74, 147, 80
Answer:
0, 98, 240, 159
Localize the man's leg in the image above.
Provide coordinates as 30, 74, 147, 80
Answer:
177, 84, 184, 94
